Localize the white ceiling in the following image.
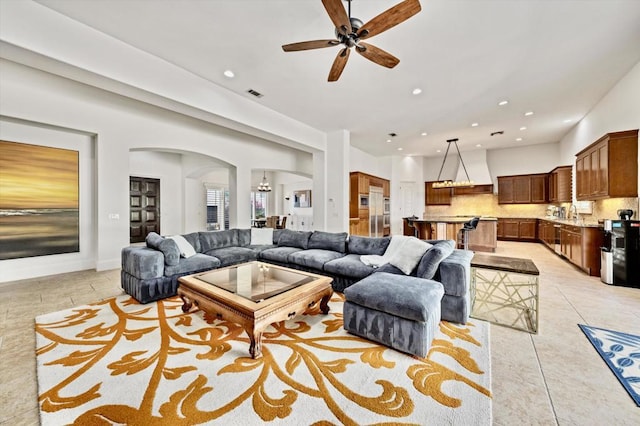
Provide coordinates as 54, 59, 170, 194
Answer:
36, 0, 640, 158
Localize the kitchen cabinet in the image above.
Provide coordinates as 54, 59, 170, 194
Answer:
498, 174, 548, 204
538, 219, 603, 277
498, 218, 537, 241
549, 166, 572, 203
576, 129, 638, 200
350, 171, 390, 236
425, 181, 452, 205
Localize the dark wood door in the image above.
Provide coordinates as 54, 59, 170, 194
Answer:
129, 176, 160, 243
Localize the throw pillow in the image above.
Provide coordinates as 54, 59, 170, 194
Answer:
417, 240, 455, 279
168, 235, 197, 258
387, 237, 432, 275
277, 229, 312, 249
145, 232, 180, 266
251, 227, 274, 245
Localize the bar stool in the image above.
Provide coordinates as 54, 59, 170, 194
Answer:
458, 217, 480, 250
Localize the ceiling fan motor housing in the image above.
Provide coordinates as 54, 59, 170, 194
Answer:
335, 17, 363, 46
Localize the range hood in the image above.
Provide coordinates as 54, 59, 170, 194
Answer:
453, 149, 493, 185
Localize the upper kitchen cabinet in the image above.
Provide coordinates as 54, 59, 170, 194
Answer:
498, 173, 548, 204
576, 129, 638, 200
425, 181, 452, 205
549, 165, 573, 203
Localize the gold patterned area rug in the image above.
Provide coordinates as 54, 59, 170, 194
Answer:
35, 293, 492, 425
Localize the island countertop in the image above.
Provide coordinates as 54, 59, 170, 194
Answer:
417, 216, 498, 223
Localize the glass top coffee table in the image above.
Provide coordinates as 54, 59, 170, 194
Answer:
178, 261, 333, 358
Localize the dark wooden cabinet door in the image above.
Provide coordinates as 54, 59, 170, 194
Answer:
425, 182, 452, 205
556, 166, 573, 202
129, 176, 160, 243
503, 220, 520, 238
514, 176, 531, 203
576, 156, 586, 200
530, 175, 548, 203
590, 148, 599, 197
519, 220, 537, 240
597, 142, 608, 197
498, 177, 514, 203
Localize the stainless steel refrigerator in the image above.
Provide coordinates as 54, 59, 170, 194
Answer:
369, 186, 384, 237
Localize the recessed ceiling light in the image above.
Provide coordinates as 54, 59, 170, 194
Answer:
421, 132, 428, 136
516, 137, 523, 141
386, 139, 392, 143
436, 149, 441, 153
524, 111, 534, 116
520, 126, 527, 131
563, 119, 572, 123
397, 147, 403, 151
471, 123, 479, 127
476, 144, 482, 147
498, 100, 509, 106
412, 88, 422, 95
223, 70, 235, 78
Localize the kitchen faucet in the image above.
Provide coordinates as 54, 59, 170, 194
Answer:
569, 204, 579, 222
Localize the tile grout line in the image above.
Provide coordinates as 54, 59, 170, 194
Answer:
530, 333, 560, 426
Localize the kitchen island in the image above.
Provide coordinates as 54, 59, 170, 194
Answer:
404, 216, 498, 253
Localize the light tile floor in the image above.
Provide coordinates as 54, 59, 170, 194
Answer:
1, 242, 639, 424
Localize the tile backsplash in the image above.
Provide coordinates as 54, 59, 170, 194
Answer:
424, 194, 639, 222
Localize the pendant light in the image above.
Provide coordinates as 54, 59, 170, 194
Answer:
432, 138, 474, 188
257, 170, 272, 192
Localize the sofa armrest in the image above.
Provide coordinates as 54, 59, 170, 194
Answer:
437, 249, 472, 297
121, 247, 164, 280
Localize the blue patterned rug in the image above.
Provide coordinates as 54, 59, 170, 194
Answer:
579, 324, 640, 406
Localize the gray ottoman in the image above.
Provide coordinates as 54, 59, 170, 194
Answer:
343, 272, 444, 358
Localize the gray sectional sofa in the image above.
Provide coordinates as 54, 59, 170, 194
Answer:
121, 228, 474, 324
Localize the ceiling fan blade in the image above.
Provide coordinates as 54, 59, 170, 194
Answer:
328, 48, 350, 82
322, 0, 352, 35
356, 42, 399, 68
282, 39, 340, 52
357, 0, 422, 40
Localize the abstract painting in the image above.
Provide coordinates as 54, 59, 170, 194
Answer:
0, 140, 79, 260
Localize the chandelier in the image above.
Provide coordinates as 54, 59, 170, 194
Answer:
432, 138, 474, 188
257, 170, 272, 192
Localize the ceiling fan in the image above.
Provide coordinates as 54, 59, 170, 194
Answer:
282, 0, 422, 82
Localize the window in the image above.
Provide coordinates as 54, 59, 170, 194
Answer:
251, 191, 268, 220
206, 186, 229, 230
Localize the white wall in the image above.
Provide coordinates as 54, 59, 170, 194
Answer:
487, 142, 561, 188
349, 146, 392, 180
0, 60, 316, 281
559, 60, 640, 196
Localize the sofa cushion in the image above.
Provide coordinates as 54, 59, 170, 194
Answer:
288, 249, 345, 271
251, 228, 274, 245
323, 254, 377, 280
259, 246, 303, 263
347, 236, 391, 256
121, 246, 164, 279
436, 249, 473, 297
237, 228, 251, 247
272, 229, 284, 244
181, 232, 202, 253
164, 254, 221, 276
308, 231, 348, 253
145, 232, 180, 266
387, 237, 432, 275
417, 240, 455, 280
204, 247, 257, 267
344, 272, 444, 322
277, 229, 312, 249
199, 229, 238, 252
168, 235, 197, 258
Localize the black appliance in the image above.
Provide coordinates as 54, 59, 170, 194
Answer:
618, 209, 634, 220
606, 220, 640, 287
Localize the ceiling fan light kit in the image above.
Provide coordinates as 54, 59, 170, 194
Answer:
282, 0, 422, 82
